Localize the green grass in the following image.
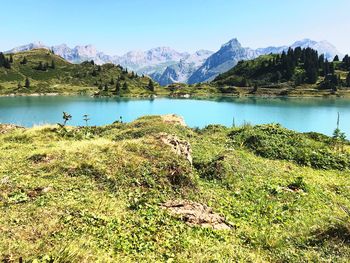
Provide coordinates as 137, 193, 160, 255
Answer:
0, 49, 162, 96
0, 116, 349, 262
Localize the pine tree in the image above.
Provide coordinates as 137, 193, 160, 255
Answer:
305, 64, 318, 84
333, 55, 339, 62
122, 82, 128, 90
0, 52, 6, 67
318, 54, 325, 74
253, 83, 258, 92
0, 54, 11, 69
37, 61, 43, 70
346, 72, 350, 87
323, 60, 330, 76
21, 57, 28, 65
9, 55, 13, 63
329, 63, 335, 75
25, 77, 30, 88
342, 55, 350, 70
51, 60, 55, 69
110, 78, 114, 85
115, 81, 121, 94
275, 71, 282, 83
147, 79, 155, 92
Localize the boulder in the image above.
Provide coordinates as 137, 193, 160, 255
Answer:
158, 133, 192, 165
0, 124, 23, 134
161, 200, 232, 230
161, 114, 186, 127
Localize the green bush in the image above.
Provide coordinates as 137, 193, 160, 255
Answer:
229, 124, 350, 170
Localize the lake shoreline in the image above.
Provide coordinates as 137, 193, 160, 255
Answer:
1, 96, 349, 137
1, 88, 350, 99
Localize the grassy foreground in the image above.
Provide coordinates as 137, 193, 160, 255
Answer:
0, 116, 349, 262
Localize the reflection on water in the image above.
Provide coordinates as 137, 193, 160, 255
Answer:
0, 96, 349, 137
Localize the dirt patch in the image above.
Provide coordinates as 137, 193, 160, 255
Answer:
27, 186, 53, 198
161, 200, 232, 230
28, 153, 53, 164
0, 124, 23, 134
279, 186, 305, 194
161, 114, 186, 127
158, 133, 192, 165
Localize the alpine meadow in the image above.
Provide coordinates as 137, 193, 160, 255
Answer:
0, 1, 349, 262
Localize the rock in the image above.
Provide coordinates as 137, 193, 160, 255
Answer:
0, 124, 23, 134
160, 114, 186, 127
27, 186, 53, 198
158, 133, 192, 165
161, 200, 232, 230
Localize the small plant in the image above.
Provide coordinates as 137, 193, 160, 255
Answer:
83, 114, 90, 127
114, 116, 123, 124
288, 176, 308, 192
61, 112, 72, 127
332, 112, 347, 152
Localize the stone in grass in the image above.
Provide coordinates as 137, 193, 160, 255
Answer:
158, 133, 192, 165
0, 124, 23, 134
160, 114, 187, 127
161, 200, 232, 230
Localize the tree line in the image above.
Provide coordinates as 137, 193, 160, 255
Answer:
0, 53, 12, 69
215, 47, 350, 89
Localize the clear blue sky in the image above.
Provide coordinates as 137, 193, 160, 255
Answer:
1, 0, 349, 54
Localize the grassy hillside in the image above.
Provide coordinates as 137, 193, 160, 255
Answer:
0, 116, 349, 262
0, 49, 164, 96
213, 49, 350, 97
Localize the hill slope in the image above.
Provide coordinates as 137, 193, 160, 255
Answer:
0, 49, 160, 96
187, 38, 343, 84
213, 47, 350, 93
0, 116, 349, 261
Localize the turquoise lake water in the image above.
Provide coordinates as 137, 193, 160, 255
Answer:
0, 96, 349, 137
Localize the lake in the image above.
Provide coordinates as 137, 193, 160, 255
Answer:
0, 96, 349, 137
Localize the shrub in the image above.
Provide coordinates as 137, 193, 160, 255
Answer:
229, 124, 350, 170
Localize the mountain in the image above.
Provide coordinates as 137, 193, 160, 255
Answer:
188, 38, 343, 84
5, 41, 47, 53
153, 50, 214, 86
5, 43, 192, 78
5, 42, 115, 65
0, 49, 156, 96
52, 44, 115, 65
256, 39, 341, 60
4, 39, 343, 85
188, 39, 258, 84
115, 47, 189, 70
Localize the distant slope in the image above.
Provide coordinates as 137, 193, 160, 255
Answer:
153, 50, 213, 86
256, 39, 342, 60
188, 39, 258, 84
188, 38, 343, 84
0, 49, 158, 96
213, 47, 350, 91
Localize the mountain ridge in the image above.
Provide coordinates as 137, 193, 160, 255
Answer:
4, 38, 343, 85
